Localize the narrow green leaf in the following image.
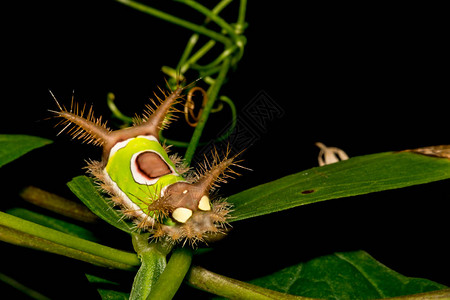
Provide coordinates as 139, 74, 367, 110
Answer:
6, 208, 99, 242
250, 250, 447, 299
229, 151, 450, 222
130, 250, 166, 300
0, 211, 139, 270
96, 289, 130, 300
85, 274, 130, 300
0, 134, 52, 168
67, 176, 135, 234
129, 234, 171, 300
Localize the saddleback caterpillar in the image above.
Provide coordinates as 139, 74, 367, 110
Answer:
50, 85, 241, 244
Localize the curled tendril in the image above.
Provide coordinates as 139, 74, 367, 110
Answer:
160, 93, 237, 148
106, 92, 134, 126
184, 87, 208, 127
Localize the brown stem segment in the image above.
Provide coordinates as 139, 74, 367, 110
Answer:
19, 186, 98, 223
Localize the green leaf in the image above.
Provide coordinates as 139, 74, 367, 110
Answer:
130, 250, 166, 300
229, 151, 450, 222
67, 176, 135, 234
250, 250, 447, 299
85, 274, 130, 300
0, 134, 52, 168
96, 289, 130, 300
129, 233, 170, 300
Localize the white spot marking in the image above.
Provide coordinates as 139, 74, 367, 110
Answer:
198, 195, 211, 211
172, 207, 192, 223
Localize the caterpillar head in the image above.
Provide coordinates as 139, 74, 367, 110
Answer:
51, 85, 241, 245
150, 154, 239, 244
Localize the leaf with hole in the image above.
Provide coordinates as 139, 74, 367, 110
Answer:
228, 151, 450, 222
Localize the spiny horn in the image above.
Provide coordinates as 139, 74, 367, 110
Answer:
146, 87, 184, 136
49, 90, 113, 148
125, 87, 184, 139
195, 149, 244, 192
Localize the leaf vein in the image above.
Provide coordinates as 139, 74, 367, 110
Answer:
334, 253, 385, 298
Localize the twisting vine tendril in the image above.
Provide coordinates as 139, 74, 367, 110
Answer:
113, 0, 246, 160
184, 87, 208, 127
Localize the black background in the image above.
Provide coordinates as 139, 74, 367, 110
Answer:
1, 1, 448, 298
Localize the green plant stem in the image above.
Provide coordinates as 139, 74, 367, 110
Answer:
192, 44, 238, 70
184, 57, 231, 163
0, 272, 50, 300
175, 0, 233, 76
197, 64, 222, 78
176, 33, 200, 74
177, 0, 239, 42
211, 0, 234, 16
187, 266, 308, 300
116, 0, 231, 46
6, 208, 99, 242
236, 0, 248, 33
146, 247, 193, 300
107, 92, 134, 124
214, 95, 237, 142
179, 39, 216, 74
176, 0, 245, 70
0, 212, 139, 270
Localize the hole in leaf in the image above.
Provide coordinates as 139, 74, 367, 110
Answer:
301, 189, 315, 194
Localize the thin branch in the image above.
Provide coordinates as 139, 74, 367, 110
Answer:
187, 265, 309, 300
0, 212, 139, 270
176, 0, 239, 42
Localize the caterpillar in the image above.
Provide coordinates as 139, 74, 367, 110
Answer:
50, 85, 240, 245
